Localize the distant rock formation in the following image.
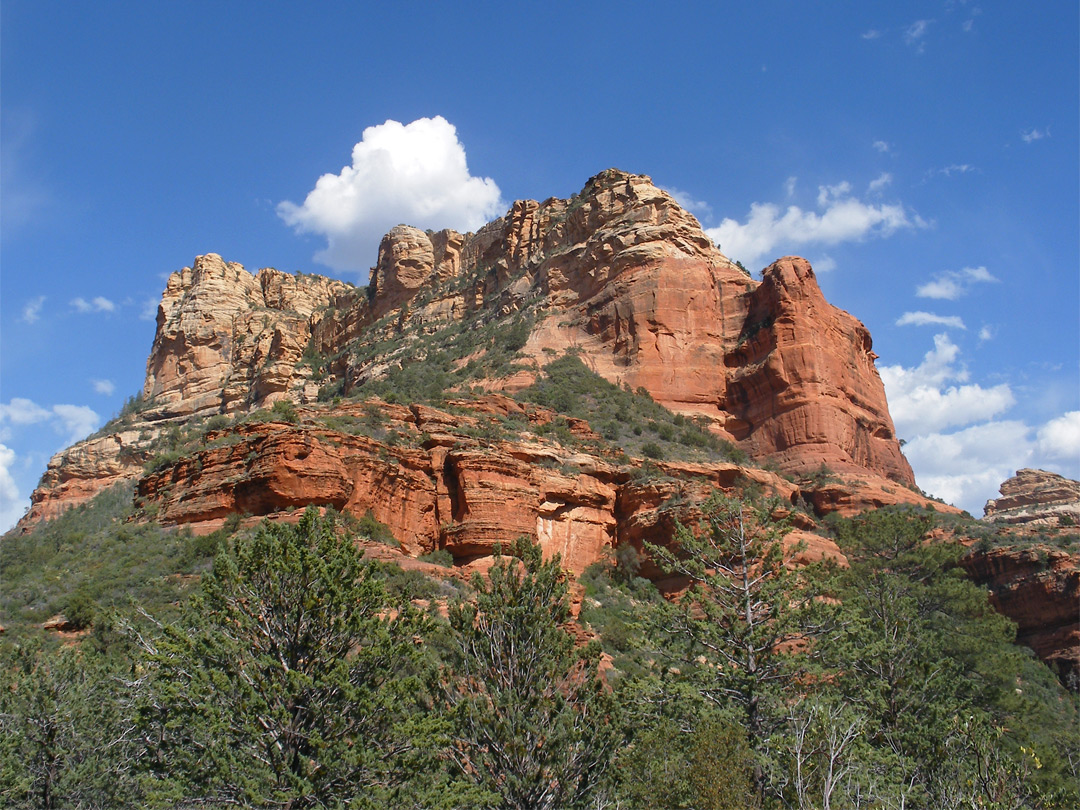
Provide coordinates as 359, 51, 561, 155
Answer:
983, 468, 1080, 526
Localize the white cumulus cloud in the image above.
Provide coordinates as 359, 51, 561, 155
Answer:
0, 397, 52, 426
896, 311, 967, 329
92, 379, 116, 396
1036, 411, 1080, 461
0, 443, 26, 532
278, 116, 505, 275
882, 335, 1078, 514
707, 180, 925, 268
916, 265, 998, 299
1021, 127, 1048, 143
903, 420, 1032, 513
880, 333, 1013, 435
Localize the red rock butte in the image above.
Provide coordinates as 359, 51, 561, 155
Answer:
18, 169, 937, 569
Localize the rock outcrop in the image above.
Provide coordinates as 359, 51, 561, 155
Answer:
962, 544, 1080, 684
144, 253, 362, 417
983, 468, 1080, 526
18, 168, 925, 545
131, 398, 805, 575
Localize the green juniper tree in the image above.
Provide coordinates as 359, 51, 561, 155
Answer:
131, 507, 433, 808
823, 509, 1080, 808
0, 640, 137, 809
441, 536, 617, 810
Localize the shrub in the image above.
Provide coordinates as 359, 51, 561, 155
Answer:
64, 590, 96, 630
640, 442, 664, 460
357, 510, 398, 547
418, 549, 454, 568
271, 400, 299, 423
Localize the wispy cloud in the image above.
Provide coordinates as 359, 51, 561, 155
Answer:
1021, 127, 1049, 143
71, 296, 116, 313
896, 311, 967, 329
91, 379, 116, 396
139, 297, 159, 321
278, 116, 504, 275
21, 295, 45, 324
867, 173, 892, 194
927, 163, 976, 179
961, 5, 982, 33
706, 179, 926, 268
0, 397, 101, 446
0, 110, 51, 238
916, 265, 998, 300
861, 29, 882, 40
872, 140, 891, 154
904, 19, 933, 53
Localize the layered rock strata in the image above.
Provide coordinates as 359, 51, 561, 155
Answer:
20, 168, 922, 540
983, 468, 1080, 526
131, 398, 805, 575
962, 544, 1080, 684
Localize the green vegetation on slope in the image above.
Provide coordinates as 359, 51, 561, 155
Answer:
2, 490, 1077, 808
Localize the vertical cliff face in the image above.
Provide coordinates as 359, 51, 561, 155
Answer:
144, 253, 363, 418
724, 257, 912, 481
962, 544, 1080, 684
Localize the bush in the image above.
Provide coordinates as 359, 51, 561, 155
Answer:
357, 510, 398, 547
271, 400, 299, 423
418, 549, 454, 567
64, 590, 96, 630
640, 442, 664, 460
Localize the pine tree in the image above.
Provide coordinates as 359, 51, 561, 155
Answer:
132, 507, 432, 808
646, 494, 829, 800
441, 536, 617, 810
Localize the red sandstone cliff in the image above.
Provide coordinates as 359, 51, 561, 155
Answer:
18, 169, 923, 546
962, 544, 1080, 684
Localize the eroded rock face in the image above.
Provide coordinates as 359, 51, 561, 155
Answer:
983, 469, 1080, 526
725, 257, 911, 482
23, 429, 154, 526
20, 168, 922, 539
962, 545, 1080, 684
132, 399, 805, 574
144, 253, 361, 418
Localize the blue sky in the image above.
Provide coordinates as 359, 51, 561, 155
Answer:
2, 1, 1077, 528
